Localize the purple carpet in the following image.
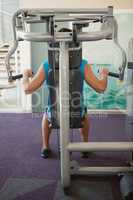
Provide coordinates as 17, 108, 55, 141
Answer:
0, 113, 132, 200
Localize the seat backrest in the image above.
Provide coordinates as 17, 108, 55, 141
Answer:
47, 43, 83, 129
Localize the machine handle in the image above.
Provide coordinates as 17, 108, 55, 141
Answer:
11, 72, 120, 80
98, 70, 120, 79
108, 72, 119, 78
10, 74, 23, 81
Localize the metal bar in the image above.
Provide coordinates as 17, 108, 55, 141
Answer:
77, 30, 112, 41
25, 8, 111, 15
5, 40, 19, 77
0, 84, 16, 89
24, 15, 104, 24
5, 9, 26, 81
59, 42, 70, 188
76, 166, 133, 175
17, 31, 53, 42
67, 142, 133, 152
128, 38, 133, 63
127, 38, 133, 166
113, 18, 127, 80
17, 28, 112, 42
55, 16, 103, 22
127, 38, 133, 116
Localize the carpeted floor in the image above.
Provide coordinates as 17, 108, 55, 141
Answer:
0, 113, 132, 200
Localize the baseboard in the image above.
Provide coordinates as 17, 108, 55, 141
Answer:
0, 108, 31, 113
0, 109, 127, 115
87, 109, 127, 115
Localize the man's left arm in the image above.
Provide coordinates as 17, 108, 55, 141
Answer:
84, 64, 109, 93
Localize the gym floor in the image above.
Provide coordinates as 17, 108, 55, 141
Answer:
0, 113, 131, 200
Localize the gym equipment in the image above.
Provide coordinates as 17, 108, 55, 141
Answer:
5, 6, 133, 189
0, 84, 16, 90
5, 6, 126, 82
0, 84, 16, 98
120, 38, 133, 200
48, 41, 83, 128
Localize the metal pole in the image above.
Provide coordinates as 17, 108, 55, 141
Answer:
0, 4, 3, 43
127, 38, 133, 165
59, 41, 70, 187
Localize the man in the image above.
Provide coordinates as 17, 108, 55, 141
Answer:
23, 28, 109, 159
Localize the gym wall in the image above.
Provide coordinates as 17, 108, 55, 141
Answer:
83, 12, 133, 110
19, 0, 133, 9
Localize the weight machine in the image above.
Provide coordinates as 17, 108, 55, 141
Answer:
5, 6, 133, 194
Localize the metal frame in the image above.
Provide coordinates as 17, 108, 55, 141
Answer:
5, 6, 127, 82
4, 6, 133, 188
127, 38, 133, 166
59, 42, 70, 186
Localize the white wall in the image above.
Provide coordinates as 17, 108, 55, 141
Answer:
83, 12, 133, 65
20, 0, 133, 9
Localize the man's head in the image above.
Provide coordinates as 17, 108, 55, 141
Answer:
58, 27, 72, 32
49, 27, 80, 48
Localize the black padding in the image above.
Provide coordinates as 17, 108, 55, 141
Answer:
128, 62, 133, 70
108, 72, 119, 78
48, 45, 82, 69
48, 50, 59, 69
47, 69, 59, 129
69, 69, 83, 128
47, 43, 83, 129
12, 74, 23, 80
69, 49, 82, 69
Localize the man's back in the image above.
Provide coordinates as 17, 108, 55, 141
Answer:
42, 59, 88, 128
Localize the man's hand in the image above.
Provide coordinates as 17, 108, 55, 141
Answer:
99, 68, 109, 79
23, 69, 33, 78
22, 69, 33, 88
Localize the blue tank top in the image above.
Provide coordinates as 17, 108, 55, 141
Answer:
43, 59, 88, 116
43, 59, 88, 82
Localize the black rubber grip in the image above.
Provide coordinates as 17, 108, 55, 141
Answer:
128, 62, 133, 69
108, 72, 119, 78
12, 74, 23, 80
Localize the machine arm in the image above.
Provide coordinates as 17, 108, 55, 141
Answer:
5, 6, 127, 82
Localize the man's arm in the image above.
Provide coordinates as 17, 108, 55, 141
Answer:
23, 65, 45, 94
84, 64, 108, 93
